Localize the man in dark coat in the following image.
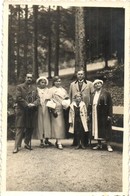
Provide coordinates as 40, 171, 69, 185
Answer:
13, 73, 39, 153
69, 69, 94, 147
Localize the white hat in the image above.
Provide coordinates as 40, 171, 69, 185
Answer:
36, 76, 48, 85
93, 79, 103, 86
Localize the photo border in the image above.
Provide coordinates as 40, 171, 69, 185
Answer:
1, 0, 130, 195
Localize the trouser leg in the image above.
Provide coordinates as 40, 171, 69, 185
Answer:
72, 133, 78, 146
84, 132, 89, 146
75, 132, 80, 146
81, 131, 85, 146
24, 128, 33, 145
14, 128, 24, 148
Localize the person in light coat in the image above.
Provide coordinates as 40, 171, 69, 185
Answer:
32, 76, 52, 147
69, 69, 94, 146
89, 79, 113, 152
69, 92, 88, 149
48, 76, 69, 150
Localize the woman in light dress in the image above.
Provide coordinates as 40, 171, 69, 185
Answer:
33, 76, 52, 147
49, 76, 69, 150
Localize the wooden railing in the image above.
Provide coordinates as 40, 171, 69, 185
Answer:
112, 106, 124, 132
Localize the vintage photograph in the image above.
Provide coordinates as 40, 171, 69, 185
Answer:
1, 0, 129, 195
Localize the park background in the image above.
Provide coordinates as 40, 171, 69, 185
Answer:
8, 5, 124, 142
4, 2, 129, 191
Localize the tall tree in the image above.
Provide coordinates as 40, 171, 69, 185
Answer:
33, 5, 39, 79
103, 8, 110, 69
24, 5, 28, 74
75, 7, 86, 76
8, 5, 16, 84
16, 5, 20, 80
54, 6, 60, 76
48, 6, 52, 78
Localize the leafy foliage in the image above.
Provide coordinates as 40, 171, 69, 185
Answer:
8, 5, 124, 84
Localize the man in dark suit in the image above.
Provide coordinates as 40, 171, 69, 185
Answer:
69, 69, 94, 147
13, 73, 39, 153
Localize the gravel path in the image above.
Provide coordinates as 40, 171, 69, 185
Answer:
6, 139, 122, 192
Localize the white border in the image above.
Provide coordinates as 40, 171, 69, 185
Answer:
1, 0, 130, 195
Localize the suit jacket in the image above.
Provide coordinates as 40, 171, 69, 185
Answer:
15, 82, 39, 128
69, 80, 94, 108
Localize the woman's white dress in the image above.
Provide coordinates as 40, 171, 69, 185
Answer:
49, 86, 68, 139
33, 87, 52, 139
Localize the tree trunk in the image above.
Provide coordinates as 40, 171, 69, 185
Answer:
17, 5, 20, 80
103, 9, 110, 69
48, 6, 52, 78
75, 7, 86, 77
8, 5, 16, 84
54, 6, 60, 76
24, 5, 28, 75
33, 5, 39, 80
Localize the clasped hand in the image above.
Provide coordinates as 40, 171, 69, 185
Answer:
28, 103, 35, 107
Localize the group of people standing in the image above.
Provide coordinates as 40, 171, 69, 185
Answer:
13, 69, 113, 153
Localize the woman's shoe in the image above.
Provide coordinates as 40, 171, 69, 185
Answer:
93, 144, 102, 150
45, 140, 53, 146
39, 143, 44, 148
55, 142, 63, 150
107, 145, 113, 152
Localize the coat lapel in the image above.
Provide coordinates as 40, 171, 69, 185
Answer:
97, 89, 103, 105
75, 82, 79, 92
80, 82, 86, 92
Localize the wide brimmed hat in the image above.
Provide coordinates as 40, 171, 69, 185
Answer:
93, 79, 103, 86
36, 76, 48, 85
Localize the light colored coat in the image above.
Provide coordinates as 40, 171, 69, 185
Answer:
32, 87, 52, 139
69, 80, 94, 108
49, 86, 68, 139
69, 101, 88, 134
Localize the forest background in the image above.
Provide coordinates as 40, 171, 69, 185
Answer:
8, 5, 124, 142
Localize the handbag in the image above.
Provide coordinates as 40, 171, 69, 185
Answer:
46, 100, 56, 109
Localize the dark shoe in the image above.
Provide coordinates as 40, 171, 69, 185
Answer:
44, 140, 53, 146
81, 145, 86, 149
25, 144, 33, 150
75, 145, 80, 149
93, 144, 102, 150
13, 148, 18, 153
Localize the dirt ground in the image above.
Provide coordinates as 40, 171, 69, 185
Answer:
6, 139, 122, 192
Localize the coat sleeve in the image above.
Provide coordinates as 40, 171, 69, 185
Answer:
83, 104, 88, 120
69, 107, 73, 123
90, 82, 94, 94
16, 85, 28, 108
69, 83, 72, 102
33, 89, 40, 106
107, 92, 113, 117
